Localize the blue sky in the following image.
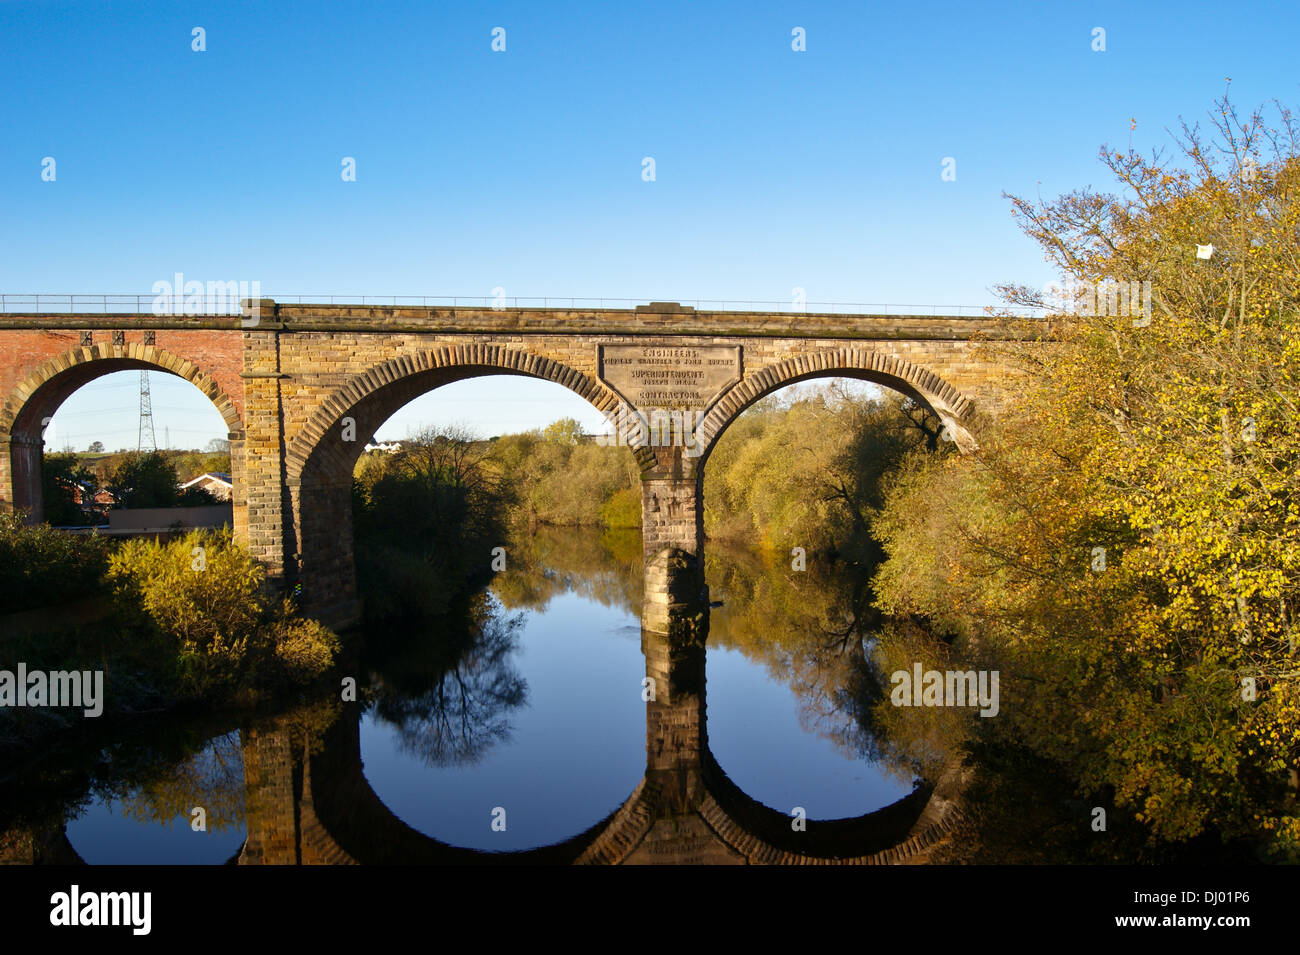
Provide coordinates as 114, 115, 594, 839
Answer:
5, 0, 1298, 448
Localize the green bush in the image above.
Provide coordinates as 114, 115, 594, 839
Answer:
108, 530, 262, 643
0, 513, 108, 612
270, 612, 341, 685
105, 529, 338, 699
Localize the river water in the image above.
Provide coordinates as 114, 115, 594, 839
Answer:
3, 527, 920, 864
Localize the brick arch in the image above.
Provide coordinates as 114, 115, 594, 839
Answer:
0, 344, 244, 522
695, 349, 978, 465
285, 345, 654, 485
0, 342, 243, 437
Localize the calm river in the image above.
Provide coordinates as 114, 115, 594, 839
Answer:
3, 527, 920, 864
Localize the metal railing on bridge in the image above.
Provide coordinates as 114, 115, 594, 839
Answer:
0, 293, 1048, 318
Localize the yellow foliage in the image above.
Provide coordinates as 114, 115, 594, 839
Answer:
874, 95, 1300, 856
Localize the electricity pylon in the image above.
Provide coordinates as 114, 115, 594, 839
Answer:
137, 371, 157, 453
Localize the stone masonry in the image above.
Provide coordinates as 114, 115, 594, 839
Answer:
0, 301, 1026, 628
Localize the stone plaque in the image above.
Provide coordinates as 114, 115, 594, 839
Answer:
598, 344, 742, 411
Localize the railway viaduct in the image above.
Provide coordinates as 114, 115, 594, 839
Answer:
0, 299, 1023, 629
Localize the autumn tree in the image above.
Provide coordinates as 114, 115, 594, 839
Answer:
352, 425, 514, 621
541, 417, 584, 446
872, 92, 1300, 856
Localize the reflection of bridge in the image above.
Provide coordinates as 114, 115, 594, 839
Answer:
1, 557, 965, 866
0, 301, 1021, 629
243, 556, 965, 866
198, 557, 969, 864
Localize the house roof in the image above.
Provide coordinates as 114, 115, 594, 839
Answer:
180, 472, 232, 489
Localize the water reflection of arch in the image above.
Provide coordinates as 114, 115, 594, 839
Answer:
699, 751, 963, 864
293, 708, 628, 864
293, 674, 963, 866
570, 736, 965, 866
18, 674, 960, 865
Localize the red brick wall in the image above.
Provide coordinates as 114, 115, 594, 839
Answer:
0, 326, 244, 424
0, 321, 244, 523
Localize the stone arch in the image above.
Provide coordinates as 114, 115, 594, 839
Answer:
694, 349, 978, 466
285, 345, 654, 484
282, 346, 651, 623
0, 344, 244, 520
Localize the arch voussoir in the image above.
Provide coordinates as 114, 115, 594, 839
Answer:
284, 347, 616, 485
0, 345, 244, 437
696, 349, 978, 463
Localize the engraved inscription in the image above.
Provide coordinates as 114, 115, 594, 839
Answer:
598, 344, 742, 409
